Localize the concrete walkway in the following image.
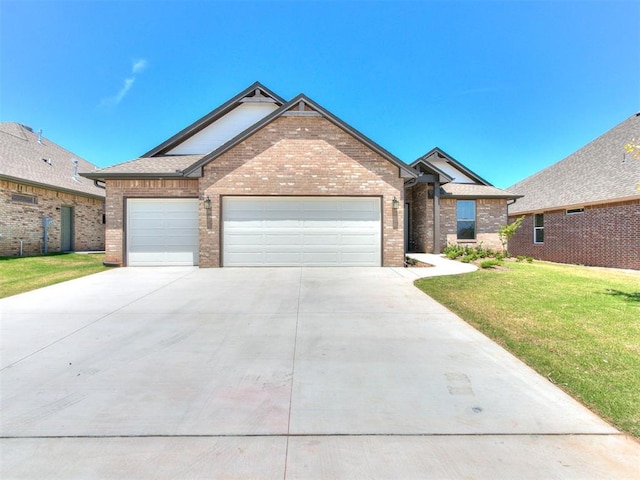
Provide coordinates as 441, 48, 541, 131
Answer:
1, 267, 638, 479
396, 252, 478, 279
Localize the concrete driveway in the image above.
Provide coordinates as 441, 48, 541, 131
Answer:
1, 267, 638, 479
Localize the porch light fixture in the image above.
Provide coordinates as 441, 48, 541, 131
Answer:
392, 196, 399, 210
203, 196, 212, 210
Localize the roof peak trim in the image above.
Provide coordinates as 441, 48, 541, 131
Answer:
143, 82, 286, 157
411, 147, 492, 186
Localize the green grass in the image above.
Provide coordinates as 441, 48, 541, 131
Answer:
0, 253, 108, 299
415, 261, 640, 437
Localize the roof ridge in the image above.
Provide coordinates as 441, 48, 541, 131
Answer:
508, 112, 640, 190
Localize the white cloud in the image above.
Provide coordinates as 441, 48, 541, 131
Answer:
100, 58, 149, 107
132, 59, 148, 74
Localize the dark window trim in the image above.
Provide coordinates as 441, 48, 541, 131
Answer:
456, 199, 476, 240
11, 193, 37, 205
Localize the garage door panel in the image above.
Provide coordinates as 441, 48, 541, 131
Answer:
127, 199, 199, 266
223, 196, 381, 266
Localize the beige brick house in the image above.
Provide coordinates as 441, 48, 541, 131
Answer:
0, 123, 105, 256
83, 83, 516, 267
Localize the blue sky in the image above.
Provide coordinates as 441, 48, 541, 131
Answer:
2, 0, 639, 188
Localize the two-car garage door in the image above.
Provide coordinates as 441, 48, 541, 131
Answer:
223, 196, 381, 266
126, 196, 381, 266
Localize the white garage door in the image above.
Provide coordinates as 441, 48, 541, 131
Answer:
223, 196, 381, 266
127, 198, 199, 266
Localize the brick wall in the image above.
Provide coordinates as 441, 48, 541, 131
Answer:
508, 199, 640, 270
0, 179, 104, 256
104, 179, 199, 265
200, 115, 405, 267
442, 198, 507, 251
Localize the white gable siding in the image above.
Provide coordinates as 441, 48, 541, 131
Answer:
167, 103, 279, 155
430, 159, 475, 183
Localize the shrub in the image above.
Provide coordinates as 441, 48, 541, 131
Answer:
526, 257, 534, 263
480, 259, 503, 269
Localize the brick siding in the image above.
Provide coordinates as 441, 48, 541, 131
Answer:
441, 197, 507, 252
200, 115, 405, 267
508, 199, 640, 270
407, 183, 432, 252
103, 179, 199, 265
0, 179, 104, 256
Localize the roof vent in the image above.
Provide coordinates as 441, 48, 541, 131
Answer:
37, 129, 43, 145
71, 158, 79, 181
42, 158, 52, 166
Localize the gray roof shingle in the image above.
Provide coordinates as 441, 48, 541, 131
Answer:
508, 113, 640, 214
83, 155, 205, 178
441, 183, 520, 198
0, 123, 105, 198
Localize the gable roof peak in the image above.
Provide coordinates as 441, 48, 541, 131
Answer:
411, 147, 492, 186
143, 82, 285, 157
181, 91, 417, 179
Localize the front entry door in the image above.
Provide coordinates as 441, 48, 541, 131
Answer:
61, 206, 73, 252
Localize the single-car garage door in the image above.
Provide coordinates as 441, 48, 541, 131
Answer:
223, 196, 381, 266
127, 198, 199, 266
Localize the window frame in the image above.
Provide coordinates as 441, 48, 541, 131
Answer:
456, 200, 476, 241
533, 213, 544, 244
11, 193, 37, 205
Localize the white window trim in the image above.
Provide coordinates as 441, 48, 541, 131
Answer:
533, 213, 544, 244
566, 208, 584, 215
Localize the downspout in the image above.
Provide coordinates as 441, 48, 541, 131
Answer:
433, 180, 441, 254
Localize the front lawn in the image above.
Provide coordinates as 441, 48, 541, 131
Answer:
415, 261, 640, 438
0, 253, 108, 299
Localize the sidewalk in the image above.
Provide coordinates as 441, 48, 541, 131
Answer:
391, 253, 478, 279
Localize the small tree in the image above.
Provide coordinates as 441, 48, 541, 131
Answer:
498, 216, 524, 256
624, 137, 640, 160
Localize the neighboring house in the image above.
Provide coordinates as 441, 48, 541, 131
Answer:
507, 113, 640, 270
82, 82, 515, 268
0, 123, 105, 256
406, 148, 520, 254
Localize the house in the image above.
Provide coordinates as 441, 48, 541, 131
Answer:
0, 123, 105, 257
405, 148, 520, 254
507, 113, 640, 270
82, 82, 516, 267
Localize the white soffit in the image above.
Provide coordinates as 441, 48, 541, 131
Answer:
167, 103, 279, 155
430, 159, 475, 184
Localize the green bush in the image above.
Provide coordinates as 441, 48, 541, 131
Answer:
480, 259, 503, 269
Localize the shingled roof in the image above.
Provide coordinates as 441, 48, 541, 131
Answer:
509, 113, 640, 214
440, 183, 521, 199
81, 155, 205, 179
0, 123, 104, 198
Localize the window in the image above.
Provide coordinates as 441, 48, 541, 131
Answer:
11, 193, 37, 205
456, 200, 476, 240
566, 208, 584, 215
534, 213, 544, 244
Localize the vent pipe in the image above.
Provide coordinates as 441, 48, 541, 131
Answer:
37, 129, 43, 145
72, 158, 79, 181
